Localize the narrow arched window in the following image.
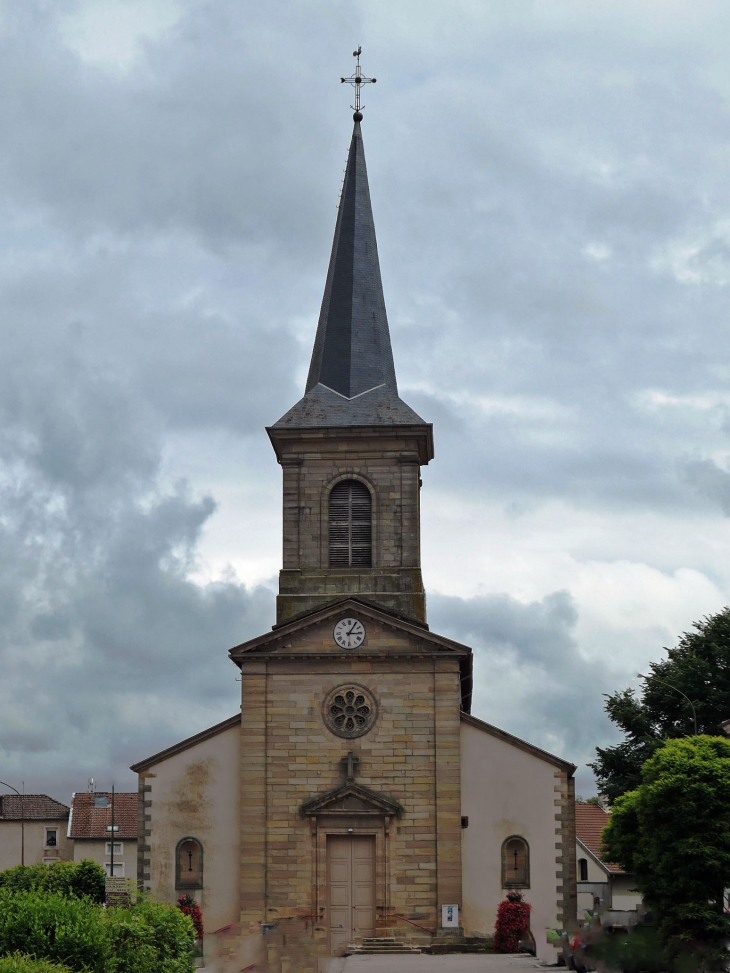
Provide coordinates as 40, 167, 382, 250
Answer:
579, 857, 588, 881
176, 838, 203, 889
329, 480, 372, 567
501, 836, 530, 888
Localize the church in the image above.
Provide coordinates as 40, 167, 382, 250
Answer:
130, 102, 577, 972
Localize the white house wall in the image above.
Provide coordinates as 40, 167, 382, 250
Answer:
72, 837, 137, 879
460, 720, 570, 963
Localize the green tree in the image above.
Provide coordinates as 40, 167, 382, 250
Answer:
602, 736, 730, 966
0, 861, 105, 904
591, 608, 730, 802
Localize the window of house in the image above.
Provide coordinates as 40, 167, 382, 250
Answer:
104, 862, 125, 877
105, 842, 123, 856
329, 480, 372, 567
94, 795, 108, 808
176, 838, 203, 889
45, 828, 58, 848
579, 857, 588, 881
501, 836, 530, 888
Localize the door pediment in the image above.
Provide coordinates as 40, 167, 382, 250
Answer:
300, 782, 402, 818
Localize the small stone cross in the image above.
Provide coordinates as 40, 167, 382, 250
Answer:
341, 750, 360, 783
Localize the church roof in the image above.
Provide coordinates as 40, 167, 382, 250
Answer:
272, 120, 428, 431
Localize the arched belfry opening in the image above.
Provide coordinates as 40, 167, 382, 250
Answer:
329, 480, 372, 567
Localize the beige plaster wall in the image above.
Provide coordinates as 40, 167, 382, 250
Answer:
460, 720, 570, 964
141, 721, 240, 952
611, 873, 642, 911
71, 837, 137, 878
576, 844, 606, 883
0, 819, 71, 870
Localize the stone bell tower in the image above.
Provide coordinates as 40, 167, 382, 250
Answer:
268, 117, 433, 628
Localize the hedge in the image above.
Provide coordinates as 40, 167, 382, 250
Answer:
0, 956, 71, 973
0, 862, 105, 903
0, 890, 195, 973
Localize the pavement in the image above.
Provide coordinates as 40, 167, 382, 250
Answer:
323, 954, 549, 973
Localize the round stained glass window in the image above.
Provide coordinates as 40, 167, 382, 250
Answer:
322, 684, 377, 739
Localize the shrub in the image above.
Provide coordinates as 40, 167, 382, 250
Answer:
103, 898, 196, 973
0, 861, 105, 903
0, 889, 195, 973
0, 956, 72, 973
494, 890, 531, 953
0, 889, 108, 971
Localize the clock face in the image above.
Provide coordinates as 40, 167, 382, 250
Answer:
333, 617, 366, 649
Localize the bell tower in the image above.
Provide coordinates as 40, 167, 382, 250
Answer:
267, 114, 433, 627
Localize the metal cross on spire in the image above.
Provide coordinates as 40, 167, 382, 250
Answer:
341, 46, 376, 120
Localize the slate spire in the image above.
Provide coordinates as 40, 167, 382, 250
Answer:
306, 119, 397, 399
272, 118, 429, 431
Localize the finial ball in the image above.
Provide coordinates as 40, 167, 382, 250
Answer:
353, 111, 363, 122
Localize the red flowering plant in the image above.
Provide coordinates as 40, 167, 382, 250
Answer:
177, 893, 204, 940
494, 890, 531, 953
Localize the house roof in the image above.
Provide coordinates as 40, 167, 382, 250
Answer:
575, 802, 624, 874
67, 792, 137, 841
461, 712, 576, 773
130, 713, 241, 774
0, 794, 69, 821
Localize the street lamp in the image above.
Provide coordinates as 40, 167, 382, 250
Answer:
637, 673, 698, 736
0, 781, 24, 865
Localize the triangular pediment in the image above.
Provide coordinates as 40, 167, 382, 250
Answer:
228, 598, 473, 712
300, 782, 403, 818
228, 598, 470, 660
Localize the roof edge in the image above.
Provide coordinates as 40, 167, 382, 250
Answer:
460, 712, 577, 773
576, 837, 623, 876
266, 422, 434, 465
130, 713, 241, 773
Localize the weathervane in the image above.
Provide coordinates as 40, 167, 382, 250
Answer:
341, 47, 376, 121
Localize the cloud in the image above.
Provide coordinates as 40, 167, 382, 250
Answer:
0, 0, 730, 802
429, 590, 619, 779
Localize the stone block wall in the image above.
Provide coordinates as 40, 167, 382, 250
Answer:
237, 616, 464, 954
267, 425, 431, 626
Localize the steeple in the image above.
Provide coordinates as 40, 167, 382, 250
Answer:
306, 119, 396, 400
273, 118, 428, 430
267, 70, 433, 628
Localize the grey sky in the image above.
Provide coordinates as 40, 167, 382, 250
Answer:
2, 0, 730, 800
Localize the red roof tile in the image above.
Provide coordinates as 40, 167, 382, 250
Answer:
68, 792, 137, 841
0, 795, 69, 821
575, 802, 624, 874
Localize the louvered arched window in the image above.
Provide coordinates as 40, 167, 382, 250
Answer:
329, 480, 372, 567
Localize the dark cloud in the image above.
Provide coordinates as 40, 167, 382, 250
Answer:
429, 590, 620, 787
0, 0, 730, 802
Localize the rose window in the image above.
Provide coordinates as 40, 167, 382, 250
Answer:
323, 684, 377, 739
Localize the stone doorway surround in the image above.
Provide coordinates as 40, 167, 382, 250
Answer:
301, 782, 402, 949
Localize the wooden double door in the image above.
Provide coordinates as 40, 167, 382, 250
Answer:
327, 835, 375, 954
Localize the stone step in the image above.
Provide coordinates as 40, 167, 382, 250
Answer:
348, 939, 424, 954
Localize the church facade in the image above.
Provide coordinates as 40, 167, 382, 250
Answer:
131, 115, 576, 972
